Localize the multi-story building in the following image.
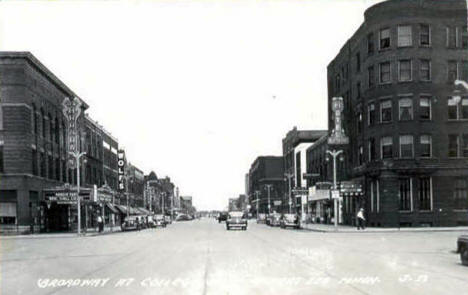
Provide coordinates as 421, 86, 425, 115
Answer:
327, 0, 468, 227
248, 156, 285, 215
127, 163, 145, 207
0, 52, 91, 233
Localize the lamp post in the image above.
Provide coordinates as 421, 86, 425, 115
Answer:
254, 190, 260, 219
326, 149, 343, 230
265, 184, 272, 214
284, 173, 294, 214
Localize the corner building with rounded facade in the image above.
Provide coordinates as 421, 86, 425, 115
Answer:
327, 0, 468, 227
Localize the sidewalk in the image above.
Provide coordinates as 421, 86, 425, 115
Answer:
0, 225, 122, 239
301, 223, 468, 233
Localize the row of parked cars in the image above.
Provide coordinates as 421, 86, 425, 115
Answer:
257, 213, 301, 229
121, 214, 172, 231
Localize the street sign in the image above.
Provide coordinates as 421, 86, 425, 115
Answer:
331, 190, 340, 199
292, 187, 309, 195
273, 200, 282, 206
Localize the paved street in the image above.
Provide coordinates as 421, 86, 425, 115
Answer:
1, 218, 467, 295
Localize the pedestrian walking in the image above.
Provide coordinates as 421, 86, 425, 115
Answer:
356, 208, 366, 230
136, 217, 141, 231
97, 215, 104, 233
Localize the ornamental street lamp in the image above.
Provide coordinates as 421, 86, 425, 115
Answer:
265, 184, 272, 214
284, 173, 294, 213
326, 150, 344, 231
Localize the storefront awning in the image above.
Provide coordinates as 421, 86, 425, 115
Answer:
106, 203, 119, 214
115, 205, 128, 214
137, 207, 151, 215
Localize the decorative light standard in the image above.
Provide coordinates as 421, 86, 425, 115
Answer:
254, 190, 260, 219
284, 173, 294, 213
62, 97, 86, 236
327, 96, 349, 231
265, 184, 272, 214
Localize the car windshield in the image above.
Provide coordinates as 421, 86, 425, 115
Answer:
229, 212, 244, 218
283, 214, 297, 220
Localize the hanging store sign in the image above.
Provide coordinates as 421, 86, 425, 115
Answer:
62, 97, 82, 153
328, 96, 349, 145
339, 181, 363, 196
43, 188, 91, 204
117, 150, 126, 192
292, 187, 308, 195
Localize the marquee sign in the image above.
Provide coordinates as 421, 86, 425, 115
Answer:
62, 97, 82, 154
328, 96, 349, 145
43, 185, 92, 204
117, 150, 126, 192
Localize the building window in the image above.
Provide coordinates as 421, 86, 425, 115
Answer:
368, 66, 375, 88
0, 105, 3, 131
420, 135, 432, 158
48, 155, 53, 180
368, 33, 374, 54
462, 98, 468, 119
448, 97, 459, 120
420, 24, 430, 46
380, 100, 392, 122
398, 25, 412, 47
454, 179, 468, 210
368, 103, 376, 125
463, 134, 468, 158
400, 135, 414, 158
379, 28, 390, 49
32, 149, 37, 175
335, 74, 340, 92
40, 152, 46, 177
399, 60, 412, 81
358, 145, 364, 165
41, 109, 45, 138
369, 138, 376, 161
0, 146, 3, 173
420, 59, 431, 81
447, 27, 457, 48
448, 134, 459, 157
356, 52, 361, 72
32, 105, 37, 134
357, 111, 362, 134
399, 97, 413, 121
448, 61, 458, 83
55, 158, 60, 181
0, 202, 17, 225
419, 96, 431, 120
381, 136, 393, 159
419, 177, 432, 211
356, 82, 361, 99
399, 178, 412, 211
380, 62, 391, 83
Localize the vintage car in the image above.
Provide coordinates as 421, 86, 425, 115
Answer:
226, 211, 247, 230
147, 215, 156, 228
256, 213, 267, 224
280, 214, 300, 229
218, 212, 228, 223
266, 213, 282, 227
154, 214, 167, 227
164, 215, 172, 224
457, 235, 468, 266
121, 216, 139, 231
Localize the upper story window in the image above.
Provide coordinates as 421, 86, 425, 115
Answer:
420, 24, 430, 46
447, 27, 457, 48
463, 134, 468, 158
41, 109, 45, 138
335, 74, 341, 92
381, 136, 393, 159
398, 60, 412, 81
368, 103, 376, 125
368, 66, 375, 88
448, 96, 468, 120
398, 25, 412, 47
419, 96, 432, 120
0, 103, 3, 131
369, 137, 376, 161
356, 82, 361, 99
356, 52, 361, 73
420, 59, 431, 81
399, 97, 413, 121
358, 146, 364, 166
380, 100, 392, 123
0, 145, 3, 173
31, 105, 37, 134
448, 61, 458, 83
448, 134, 459, 157
367, 33, 374, 55
380, 62, 391, 84
462, 26, 468, 49
379, 28, 391, 50
420, 135, 432, 158
400, 135, 414, 158
357, 111, 362, 134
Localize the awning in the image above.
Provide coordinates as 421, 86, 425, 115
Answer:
137, 207, 151, 215
115, 205, 128, 214
106, 203, 119, 214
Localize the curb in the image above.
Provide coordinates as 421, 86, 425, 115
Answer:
0, 227, 123, 240
299, 226, 468, 233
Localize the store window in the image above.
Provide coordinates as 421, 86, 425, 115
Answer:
419, 96, 431, 120
420, 24, 430, 46
454, 179, 468, 209
420, 135, 432, 158
380, 100, 392, 122
399, 60, 412, 81
419, 177, 432, 211
380, 28, 390, 49
368, 103, 376, 125
399, 97, 413, 121
400, 135, 414, 158
368, 32, 374, 55
381, 136, 393, 159
399, 178, 412, 211
380, 62, 391, 83
0, 202, 16, 225
420, 59, 431, 81
368, 66, 375, 88
448, 61, 458, 83
448, 134, 459, 158
398, 25, 412, 47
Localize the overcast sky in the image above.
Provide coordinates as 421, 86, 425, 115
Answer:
0, 0, 384, 210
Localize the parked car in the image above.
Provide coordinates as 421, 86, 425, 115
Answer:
154, 214, 167, 227
226, 211, 248, 230
147, 215, 155, 228
280, 214, 300, 229
218, 212, 228, 223
164, 215, 172, 224
137, 215, 148, 229
457, 235, 468, 266
266, 213, 282, 226
176, 214, 191, 221
121, 216, 139, 231
257, 213, 267, 224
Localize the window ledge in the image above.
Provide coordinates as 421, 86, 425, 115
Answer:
397, 45, 414, 49
453, 209, 468, 213
447, 119, 468, 122
419, 210, 433, 213
398, 80, 413, 83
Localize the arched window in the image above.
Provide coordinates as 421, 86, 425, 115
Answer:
55, 117, 60, 145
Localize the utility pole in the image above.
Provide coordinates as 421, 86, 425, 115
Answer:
265, 184, 272, 214
254, 190, 260, 219
284, 173, 294, 214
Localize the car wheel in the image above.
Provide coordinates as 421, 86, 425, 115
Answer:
461, 248, 468, 266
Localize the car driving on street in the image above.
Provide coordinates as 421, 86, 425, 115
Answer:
121, 216, 139, 231
154, 214, 167, 228
266, 213, 281, 227
226, 211, 248, 230
280, 214, 300, 229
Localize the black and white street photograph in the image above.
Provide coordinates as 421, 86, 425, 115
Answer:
1, 0, 468, 294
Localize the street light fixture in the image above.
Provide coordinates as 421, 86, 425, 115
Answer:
284, 173, 294, 214
326, 149, 343, 231
265, 184, 272, 215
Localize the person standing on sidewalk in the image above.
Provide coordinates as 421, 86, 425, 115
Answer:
356, 208, 366, 230
97, 215, 103, 233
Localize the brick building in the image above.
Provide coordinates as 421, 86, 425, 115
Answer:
248, 156, 285, 215
327, 0, 468, 227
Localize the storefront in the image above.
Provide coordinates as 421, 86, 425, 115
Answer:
308, 183, 332, 224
